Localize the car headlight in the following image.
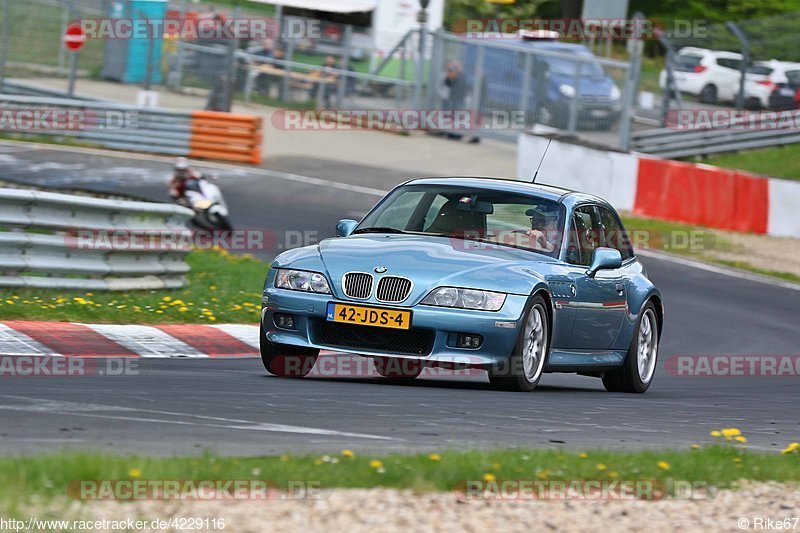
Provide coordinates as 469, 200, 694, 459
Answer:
421, 287, 506, 311
559, 84, 576, 98
274, 269, 331, 294
610, 85, 621, 100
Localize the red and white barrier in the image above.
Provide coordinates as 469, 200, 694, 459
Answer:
517, 133, 800, 238
0, 321, 260, 358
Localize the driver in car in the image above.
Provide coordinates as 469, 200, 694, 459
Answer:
525, 208, 560, 253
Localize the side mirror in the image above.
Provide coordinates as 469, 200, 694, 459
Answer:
586, 247, 622, 278
335, 219, 358, 237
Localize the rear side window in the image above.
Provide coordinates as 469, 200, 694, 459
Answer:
716, 57, 742, 70
786, 70, 800, 86
748, 65, 773, 75
597, 206, 634, 261
674, 54, 703, 72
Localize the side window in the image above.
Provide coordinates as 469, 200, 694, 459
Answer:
565, 206, 602, 266
598, 206, 634, 261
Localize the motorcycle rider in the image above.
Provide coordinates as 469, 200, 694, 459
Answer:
168, 157, 201, 207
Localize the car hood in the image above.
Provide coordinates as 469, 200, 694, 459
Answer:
275, 234, 555, 302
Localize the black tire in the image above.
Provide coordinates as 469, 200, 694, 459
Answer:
698, 84, 718, 104
260, 324, 318, 377
213, 213, 233, 231
373, 357, 423, 379
602, 301, 659, 393
488, 294, 550, 392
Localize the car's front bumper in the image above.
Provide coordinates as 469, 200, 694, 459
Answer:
261, 289, 529, 366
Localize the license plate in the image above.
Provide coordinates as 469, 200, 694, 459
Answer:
590, 109, 609, 117
326, 303, 411, 330
780, 88, 795, 96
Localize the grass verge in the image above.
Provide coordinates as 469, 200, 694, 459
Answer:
0, 446, 797, 507
621, 215, 800, 284
0, 249, 267, 324
696, 144, 800, 182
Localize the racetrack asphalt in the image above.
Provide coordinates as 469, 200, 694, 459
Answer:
0, 142, 797, 456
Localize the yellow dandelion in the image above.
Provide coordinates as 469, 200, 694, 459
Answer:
733, 457, 742, 463
735, 436, 747, 443
781, 443, 799, 455
342, 449, 355, 458
578, 453, 588, 459
710, 430, 721, 437
608, 471, 618, 478
721, 427, 741, 438
178, 307, 188, 312
657, 461, 670, 470
428, 453, 441, 461
280, 455, 290, 462
162, 296, 172, 302
596, 463, 607, 471
369, 459, 383, 469
691, 444, 700, 450
210, 285, 217, 291
314, 459, 322, 466
129, 468, 141, 478
482, 473, 496, 482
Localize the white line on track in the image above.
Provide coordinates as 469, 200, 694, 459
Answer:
0, 140, 387, 196
0, 396, 394, 440
637, 249, 800, 291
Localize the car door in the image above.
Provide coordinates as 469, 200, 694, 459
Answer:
561, 205, 627, 350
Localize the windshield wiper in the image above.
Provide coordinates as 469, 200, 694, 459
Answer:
352, 226, 407, 234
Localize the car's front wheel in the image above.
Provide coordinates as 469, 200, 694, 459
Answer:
488, 294, 550, 392
260, 325, 319, 377
602, 302, 659, 393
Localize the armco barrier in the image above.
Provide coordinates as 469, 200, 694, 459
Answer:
0, 94, 263, 164
0, 188, 194, 290
517, 132, 800, 238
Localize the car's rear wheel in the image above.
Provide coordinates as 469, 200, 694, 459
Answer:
699, 84, 718, 104
489, 294, 550, 392
602, 302, 659, 393
373, 357, 423, 379
260, 325, 318, 377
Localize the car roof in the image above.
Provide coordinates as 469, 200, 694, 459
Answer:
677, 47, 742, 59
401, 176, 610, 207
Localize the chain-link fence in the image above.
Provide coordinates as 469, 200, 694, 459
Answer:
425, 32, 634, 144
0, 0, 107, 81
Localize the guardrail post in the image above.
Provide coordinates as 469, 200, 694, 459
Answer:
566, 61, 583, 134
618, 42, 642, 151
0, 0, 8, 92
726, 22, 750, 112
337, 24, 353, 109
282, 31, 295, 103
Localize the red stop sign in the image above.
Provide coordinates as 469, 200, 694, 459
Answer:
63, 24, 86, 52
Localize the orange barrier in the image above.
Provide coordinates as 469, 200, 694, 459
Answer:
188, 111, 263, 164
634, 158, 769, 234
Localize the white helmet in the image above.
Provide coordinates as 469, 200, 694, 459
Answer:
174, 157, 189, 171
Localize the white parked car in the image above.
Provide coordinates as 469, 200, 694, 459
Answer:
744, 60, 800, 109
658, 47, 744, 103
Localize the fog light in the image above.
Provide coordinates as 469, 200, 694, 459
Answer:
457, 334, 483, 349
274, 313, 296, 330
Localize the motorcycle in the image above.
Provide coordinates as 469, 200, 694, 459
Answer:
183, 174, 233, 231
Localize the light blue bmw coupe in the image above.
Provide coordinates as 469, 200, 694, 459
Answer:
260, 177, 664, 393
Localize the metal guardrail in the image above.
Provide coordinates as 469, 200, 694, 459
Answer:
631, 121, 800, 158
0, 187, 194, 291
0, 94, 263, 163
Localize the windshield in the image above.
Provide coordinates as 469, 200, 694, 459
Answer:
355, 184, 567, 258
542, 54, 606, 77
